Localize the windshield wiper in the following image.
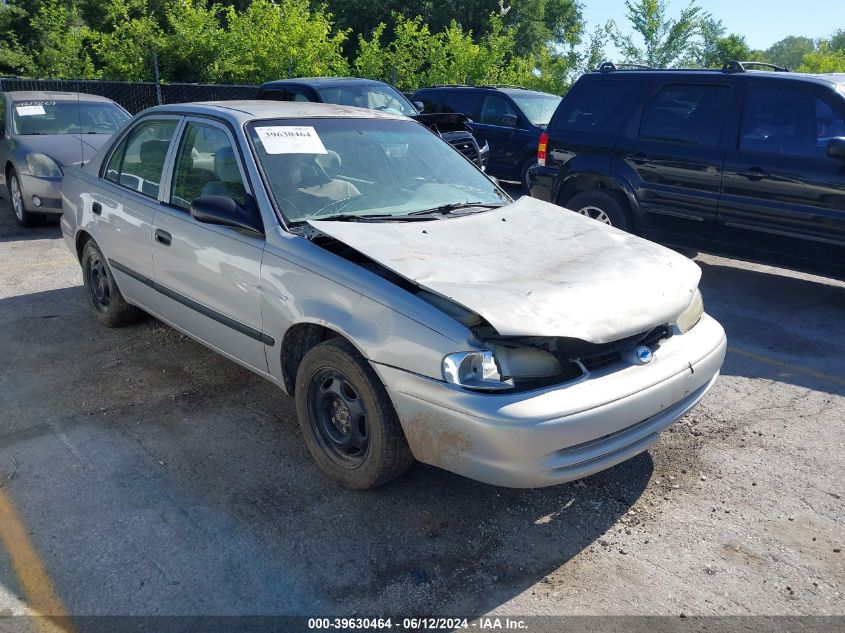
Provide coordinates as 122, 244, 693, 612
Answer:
408, 202, 504, 216
311, 213, 436, 222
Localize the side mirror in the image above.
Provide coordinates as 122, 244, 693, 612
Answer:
501, 114, 518, 127
826, 137, 845, 160
190, 196, 263, 234
413, 100, 425, 113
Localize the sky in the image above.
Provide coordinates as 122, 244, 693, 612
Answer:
581, 0, 845, 51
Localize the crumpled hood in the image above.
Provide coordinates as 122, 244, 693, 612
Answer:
19, 134, 112, 167
310, 197, 702, 343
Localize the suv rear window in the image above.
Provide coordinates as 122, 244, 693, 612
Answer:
639, 84, 729, 146
553, 80, 633, 132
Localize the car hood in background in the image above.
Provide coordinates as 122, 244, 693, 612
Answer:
17, 133, 113, 167
310, 197, 702, 344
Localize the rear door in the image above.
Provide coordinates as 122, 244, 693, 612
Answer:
95, 116, 181, 307
718, 81, 845, 270
152, 117, 269, 373
613, 80, 732, 238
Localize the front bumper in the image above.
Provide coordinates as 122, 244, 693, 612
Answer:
374, 313, 726, 487
18, 173, 63, 214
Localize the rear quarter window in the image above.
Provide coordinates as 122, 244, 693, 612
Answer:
552, 79, 635, 132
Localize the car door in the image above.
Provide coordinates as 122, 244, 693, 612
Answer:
613, 81, 731, 239
718, 82, 845, 270
152, 117, 269, 374
95, 116, 181, 308
472, 93, 522, 177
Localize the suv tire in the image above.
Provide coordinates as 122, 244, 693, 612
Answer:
564, 191, 630, 231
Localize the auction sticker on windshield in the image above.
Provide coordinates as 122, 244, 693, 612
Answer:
256, 126, 327, 155
16, 105, 46, 116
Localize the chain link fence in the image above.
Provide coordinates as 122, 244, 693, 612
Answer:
0, 77, 259, 114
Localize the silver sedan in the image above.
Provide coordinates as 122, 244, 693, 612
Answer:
60, 101, 726, 489
1, 90, 129, 226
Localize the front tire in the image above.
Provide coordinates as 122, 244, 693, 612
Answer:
81, 241, 141, 327
7, 167, 37, 228
565, 190, 630, 231
295, 338, 413, 490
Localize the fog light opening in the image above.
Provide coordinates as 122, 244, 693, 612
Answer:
31, 195, 42, 208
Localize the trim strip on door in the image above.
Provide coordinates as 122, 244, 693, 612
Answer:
108, 259, 275, 346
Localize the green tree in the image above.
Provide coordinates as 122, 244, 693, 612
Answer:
0, 3, 34, 75
829, 29, 845, 53
93, 0, 163, 81
797, 40, 845, 73
765, 35, 816, 69
610, 0, 704, 67
695, 19, 755, 68
30, 0, 98, 78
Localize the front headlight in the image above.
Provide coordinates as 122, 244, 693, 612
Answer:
442, 350, 514, 391
26, 153, 63, 178
674, 289, 704, 334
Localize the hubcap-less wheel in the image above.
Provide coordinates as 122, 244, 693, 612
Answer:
308, 369, 369, 467
10, 175, 23, 222
87, 252, 112, 313
576, 205, 613, 225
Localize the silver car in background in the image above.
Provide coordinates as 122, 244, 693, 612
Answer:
61, 101, 727, 489
1, 91, 129, 226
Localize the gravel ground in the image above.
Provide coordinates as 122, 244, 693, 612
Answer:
0, 195, 842, 621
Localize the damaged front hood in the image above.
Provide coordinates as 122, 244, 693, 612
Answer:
309, 197, 702, 343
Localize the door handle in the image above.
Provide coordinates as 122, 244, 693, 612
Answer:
737, 167, 769, 180
625, 152, 650, 165
91, 202, 102, 215
155, 229, 172, 246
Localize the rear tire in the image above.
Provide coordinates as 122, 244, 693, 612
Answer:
81, 241, 142, 327
295, 338, 413, 490
565, 190, 630, 231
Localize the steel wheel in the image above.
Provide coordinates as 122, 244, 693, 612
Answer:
86, 250, 112, 313
10, 173, 23, 222
576, 205, 613, 225
308, 368, 369, 467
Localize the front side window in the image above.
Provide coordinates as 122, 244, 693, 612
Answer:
639, 84, 729, 146
442, 91, 482, 118
740, 86, 845, 158
248, 118, 507, 224
318, 85, 416, 116
105, 119, 178, 199
170, 122, 248, 210
479, 95, 518, 125
12, 100, 129, 135
507, 91, 562, 126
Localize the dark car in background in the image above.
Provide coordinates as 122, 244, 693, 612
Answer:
528, 62, 845, 280
411, 85, 561, 189
257, 77, 489, 170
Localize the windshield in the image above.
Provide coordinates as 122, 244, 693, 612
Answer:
248, 118, 507, 224
12, 100, 129, 135
508, 91, 562, 126
317, 85, 418, 116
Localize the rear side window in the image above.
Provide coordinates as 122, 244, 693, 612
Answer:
553, 80, 632, 132
740, 86, 845, 158
259, 89, 288, 101
442, 91, 482, 119
104, 119, 178, 199
639, 84, 729, 146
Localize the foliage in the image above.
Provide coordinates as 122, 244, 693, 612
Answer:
797, 41, 845, 73
30, 0, 98, 78
610, 0, 704, 67
765, 36, 816, 70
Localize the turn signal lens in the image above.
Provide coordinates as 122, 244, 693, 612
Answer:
537, 132, 549, 167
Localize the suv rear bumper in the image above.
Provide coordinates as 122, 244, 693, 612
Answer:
526, 164, 557, 203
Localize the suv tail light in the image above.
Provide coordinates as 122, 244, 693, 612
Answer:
537, 132, 548, 167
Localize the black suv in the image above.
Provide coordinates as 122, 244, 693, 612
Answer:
528, 62, 845, 279
257, 78, 489, 170
411, 85, 561, 188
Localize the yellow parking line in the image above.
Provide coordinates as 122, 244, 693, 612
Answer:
727, 345, 845, 388
0, 488, 75, 633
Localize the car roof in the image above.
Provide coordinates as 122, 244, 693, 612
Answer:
583, 69, 845, 89
139, 100, 409, 124
413, 85, 559, 97
260, 77, 396, 90
4, 90, 117, 103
